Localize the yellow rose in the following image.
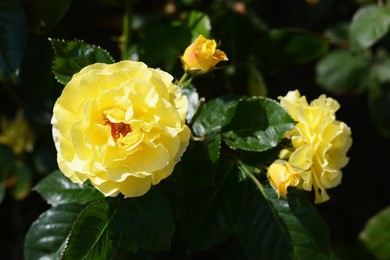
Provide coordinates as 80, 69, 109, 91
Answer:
0, 110, 35, 155
279, 90, 352, 203
268, 159, 301, 197
181, 34, 228, 75
51, 61, 191, 198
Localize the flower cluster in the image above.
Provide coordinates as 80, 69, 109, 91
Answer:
52, 61, 191, 198
267, 90, 352, 203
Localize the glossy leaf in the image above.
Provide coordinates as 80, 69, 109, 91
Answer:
24, 204, 85, 260
62, 200, 119, 259
349, 4, 390, 51
222, 96, 295, 151
175, 135, 221, 187
116, 188, 175, 251
315, 49, 371, 93
180, 161, 247, 253
0, 0, 27, 82
186, 10, 211, 40
236, 183, 329, 260
182, 84, 199, 123
191, 96, 239, 137
50, 38, 115, 85
34, 170, 104, 206
359, 206, 390, 260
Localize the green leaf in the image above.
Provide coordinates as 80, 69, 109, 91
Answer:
247, 64, 268, 97
236, 183, 329, 260
186, 11, 211, 40
0, 144, 15, 173
62, 200, 119, 259
116, 188, 175, 251
222, 96, 295, 152
349, 4, 390, 51
0, 0, 27, 82
182, 84, 199, 123
174, 135, 221, 187
315, 49, 371, 93
24, 204, 85, 260
50, 38, 115, 85
368, 82, 390, 138
359, 206, 390, 260
34, 170, 104, 206
191, 96, 239, 137
9, 160, 33, 201
180, 161, 247, 253
269, 28, 329, 64
25, 0, 73, 34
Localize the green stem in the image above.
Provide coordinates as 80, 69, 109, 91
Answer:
177, 72, 191, 88
238, 161, 265, 196
121, 0, 132, 60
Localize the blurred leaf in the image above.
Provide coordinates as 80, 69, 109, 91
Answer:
25, 0, 73, 34
324, 22, 349, 47
349, 4, 390, 51
175, 135, 220, 187
50, 39, 115, 85
9, 160, 32, 201
359, 206, 390, 260
182, 84, 199, 123
236, 183, 329, 260
0, 0, 27, 82
191, 96, 239, 137
185, 10, 211, 40
269, 28, 329, 64
24, 203, 85, 260
0, 144, 15, 173
62, 200, 120, 259
315, 49, 371, 93
34, 170, 104, 206
256, 28, 328, 72
368, 82, 390, 138
138, 23, 190, 71
222, 96, 295, 152
180, 161, 246, 253
247, 64, 267, 97
116, 188, 175, 251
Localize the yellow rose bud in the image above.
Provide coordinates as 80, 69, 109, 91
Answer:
0, 110, 35, 155
268, 160, 301, 197
279, 90, 352, 203
181, 34, 228, 75
51, 61, 191, 198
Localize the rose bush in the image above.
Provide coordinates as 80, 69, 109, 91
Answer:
51, 60, 191, 198
276, 90, 353, 203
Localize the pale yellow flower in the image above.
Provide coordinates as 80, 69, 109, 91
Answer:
268, 159, 301, 197
181, 34, 228, 75
279, 90, 352, 203
0, 110, 35, 155
51, 61, 191, 198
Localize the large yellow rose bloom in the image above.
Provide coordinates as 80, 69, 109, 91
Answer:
279, 90, 352, 203
181, 34, 228, 75
51, 61, 191, 198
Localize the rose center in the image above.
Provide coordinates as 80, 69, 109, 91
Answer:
102, 115, 132, 141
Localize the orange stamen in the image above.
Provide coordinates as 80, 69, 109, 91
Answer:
102, 115, 132, 141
